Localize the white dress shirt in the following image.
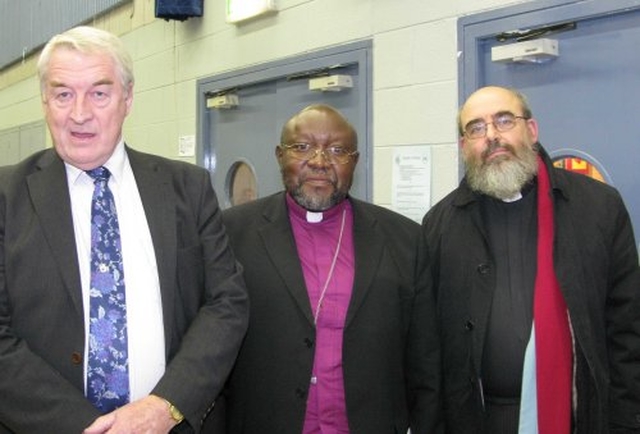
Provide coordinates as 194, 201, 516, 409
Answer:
66, 141, 166, 402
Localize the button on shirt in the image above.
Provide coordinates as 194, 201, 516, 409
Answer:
66, 141, 166, 401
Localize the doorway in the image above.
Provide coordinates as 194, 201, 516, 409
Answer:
196, 41, 372, 209
460, 0, 640, 249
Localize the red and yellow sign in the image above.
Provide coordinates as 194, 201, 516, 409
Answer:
553, 157, 605, 183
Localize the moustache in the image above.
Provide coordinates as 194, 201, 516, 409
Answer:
481, 140, 515, 161
300, 168, 337, 184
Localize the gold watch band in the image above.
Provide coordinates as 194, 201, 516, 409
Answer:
162, 398, 185, 424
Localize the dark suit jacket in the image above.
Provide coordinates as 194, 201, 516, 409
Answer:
0, 147, 249, 433
211, 192, 442, 434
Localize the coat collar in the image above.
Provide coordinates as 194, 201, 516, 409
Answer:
125, 146, 178, 349
27, 150, 84, 315
26, 147, 177, 339
257, 193, 385, 327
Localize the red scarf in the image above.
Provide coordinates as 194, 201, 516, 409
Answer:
534, 156, 573, 433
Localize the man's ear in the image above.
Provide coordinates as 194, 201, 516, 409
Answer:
275, 145, 285, 163
526, 118, 539, 143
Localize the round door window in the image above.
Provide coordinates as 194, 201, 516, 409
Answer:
552, 155, 607, 184
226, 160, 258, 206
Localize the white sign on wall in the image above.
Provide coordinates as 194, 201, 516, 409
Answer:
391, 146, 431, 223
226, 0, 277, 23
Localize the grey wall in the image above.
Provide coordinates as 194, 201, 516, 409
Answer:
0, 0, 131, 70
0, 121, 45, 166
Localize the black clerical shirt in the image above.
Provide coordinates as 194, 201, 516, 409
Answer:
481, 183, 537, 406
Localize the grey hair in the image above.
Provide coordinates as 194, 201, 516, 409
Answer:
37, 26, 134, 95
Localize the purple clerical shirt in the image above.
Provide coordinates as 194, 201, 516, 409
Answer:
286, 194, 355, 434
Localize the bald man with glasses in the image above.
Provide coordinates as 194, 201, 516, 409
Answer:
422, 85, 640, 433
207, 104, 443, 434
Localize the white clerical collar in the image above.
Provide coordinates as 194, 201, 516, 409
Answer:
285, 193, 347, 224
502, 192, 523, 203
306, 211, 323, 223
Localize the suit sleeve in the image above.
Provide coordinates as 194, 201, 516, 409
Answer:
407, 226, 444, 434
606, 195, 640, 432
150, 167, 249, 433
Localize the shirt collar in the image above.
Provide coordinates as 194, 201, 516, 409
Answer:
285, 193, 348, 224
65, 140, 127, 185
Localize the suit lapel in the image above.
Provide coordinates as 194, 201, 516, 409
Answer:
26, 150, 84, 315
345, 199, 384, 328
259, 194, 315, 325
258, 196, 386, 328
126, 148, 177, 348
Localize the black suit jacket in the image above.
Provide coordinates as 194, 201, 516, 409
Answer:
421, 146, 640, 433
0, 147, 249, 433
212, 192, 442, 434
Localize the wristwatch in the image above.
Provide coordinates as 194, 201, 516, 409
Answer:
163, 398, 185, 424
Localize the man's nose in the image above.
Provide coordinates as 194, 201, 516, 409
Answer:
70, 96, 92, 123
307, 149, 331, 166
485, 122, 501, 140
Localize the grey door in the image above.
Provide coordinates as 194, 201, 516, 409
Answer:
460, 0, 640, 249
197, 41, 371, 209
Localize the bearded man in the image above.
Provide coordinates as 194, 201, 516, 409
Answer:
421, 86, 640, 434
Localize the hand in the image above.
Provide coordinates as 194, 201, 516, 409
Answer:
83, 395, 178, 434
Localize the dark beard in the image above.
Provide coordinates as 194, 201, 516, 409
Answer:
464, 140, 539, 200
289, 183, 347, 211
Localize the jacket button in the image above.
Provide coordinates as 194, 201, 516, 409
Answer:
71, 352, 83, 365
465, 320, 475, 331
477, 263, 490, 274
304, 338, 314, 348
295, 387, 307, 399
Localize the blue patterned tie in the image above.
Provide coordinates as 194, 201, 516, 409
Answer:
85, 167, 130, 413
